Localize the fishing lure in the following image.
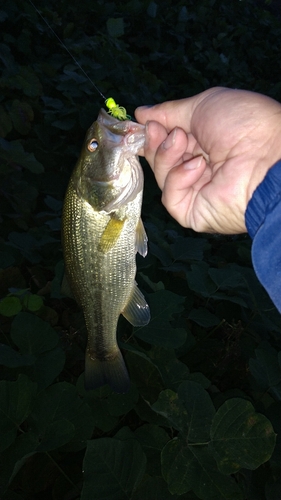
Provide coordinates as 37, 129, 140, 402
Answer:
28, 0, 130, 122
105, 98, 130, 120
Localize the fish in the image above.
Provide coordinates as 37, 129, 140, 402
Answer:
62, 108, 150, 393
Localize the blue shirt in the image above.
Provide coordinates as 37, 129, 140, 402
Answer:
245, 160, 281, 313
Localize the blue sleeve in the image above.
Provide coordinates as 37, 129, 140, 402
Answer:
245, 160, 281, 313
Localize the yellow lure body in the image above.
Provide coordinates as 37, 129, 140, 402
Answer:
105, 97, 130, 120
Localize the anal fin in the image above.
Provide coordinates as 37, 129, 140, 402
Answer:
122, 282, 150, 326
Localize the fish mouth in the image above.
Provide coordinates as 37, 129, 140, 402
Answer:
98, 108, 145, 133
124, 128, 145, 150
97, 108, 145, 155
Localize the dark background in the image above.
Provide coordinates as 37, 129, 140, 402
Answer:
0, 1, 281, 499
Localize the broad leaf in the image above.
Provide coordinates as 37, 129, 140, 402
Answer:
29, 382, 94, 452
0, 375, 37, 452
132, 476, 175, 500
151, 389, 186, 431
178, 381, 216, 442
170, 236, 207, 262
188, 307, 220, 327
249, 343, 281, 391
0, 297, 22, 317
81, 438, 146, 500
11, 312, 59, 355
0, 345, 35, 368
134, 290, 186, 348
210, 398, 276, 474
161, 439, 243, 498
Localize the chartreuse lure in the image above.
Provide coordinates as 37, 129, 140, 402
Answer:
105, 98, 131, 120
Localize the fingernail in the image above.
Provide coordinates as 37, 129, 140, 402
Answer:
137, 104, 155, 111
183, 155, 203, 170
162, 128, 177, 150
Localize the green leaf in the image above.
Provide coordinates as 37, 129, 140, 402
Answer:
29, 382, 94, 452
106, 18, 124, 38
170, 236, 207, 262
11, 312, 59, 355
210, 398, 276, 474
188, 372, 211, 389
151, 389, 186, 431
186, 262, 217, 297
265, 480, 281, 500
161, 439, 243, 498
188, 307, 220, 327
0, 138, 44, 173
0, 296, 22, 317
10, 100, 34, 135
134, 424, 169, 451
134, 290, 186, 348
249, 343, 281, 391
81, 438, 146, 500
0, 431, 38, 492
125, 350, 163, 401
22, 294, 44, 312
8, 311, 65, 390
132, 476, 175, 500
76, 377, 119, 432
208, 267, 245, 290
32, 345, 65, 391
51, 118, 76, 130
0, 344, 36, 368
178, 381, 216, 442
106, 383, 139, 416
149, 348, 190, 390
0, 375, 37, 452
86, 399, 118, 432
147, 1, 158, 17
44, 195, 63, 212
14, 67, 42, 98
186, 263, 248, 306
37, 419, 75, 452
0, 251, 15, 268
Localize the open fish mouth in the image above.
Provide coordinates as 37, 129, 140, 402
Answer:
97, 108, 145, 156
98, 108, 145, 137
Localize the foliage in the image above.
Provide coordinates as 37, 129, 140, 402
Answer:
0, 0, 281, 498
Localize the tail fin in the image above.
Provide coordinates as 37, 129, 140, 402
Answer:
84, 348, 130, 394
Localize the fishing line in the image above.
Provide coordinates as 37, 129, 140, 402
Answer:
27, 0, 130, 119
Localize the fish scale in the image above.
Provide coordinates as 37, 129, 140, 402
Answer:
62, 109, 150, 393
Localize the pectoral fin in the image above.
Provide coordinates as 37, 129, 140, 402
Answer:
122, 282, 150, 326
135, 218, 148, 257
98, 217, 125, 253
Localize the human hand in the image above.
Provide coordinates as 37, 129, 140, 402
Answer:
135, 87, 281, 233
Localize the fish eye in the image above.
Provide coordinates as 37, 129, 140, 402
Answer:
88, 139, 99, 152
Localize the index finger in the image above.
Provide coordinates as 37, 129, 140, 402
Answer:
135, 97, 194, 133
135, 87, 231, 134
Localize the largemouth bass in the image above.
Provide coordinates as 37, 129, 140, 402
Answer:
62, 108, 150, 393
